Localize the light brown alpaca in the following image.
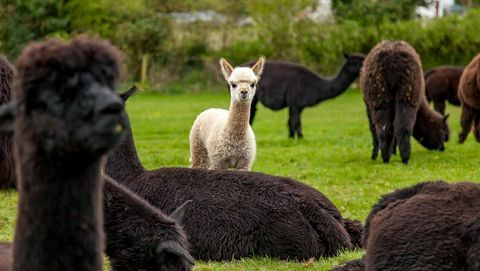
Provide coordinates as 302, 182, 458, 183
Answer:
458, 53, 480, 143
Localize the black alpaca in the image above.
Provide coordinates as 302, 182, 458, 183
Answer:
104, 88, 363, 261
243, 53, 365, 138
333, 181, 480, 271
0, 55, 15, 189
0, 37, 127, 271
424, 65, 463, 115
103, 174, 193, 271
361, 40, 448, 164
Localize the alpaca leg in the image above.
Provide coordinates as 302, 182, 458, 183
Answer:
189, 132, 209, 168
473, 110, 480, 142
433, 101, 446, 115
459, 103, 475, 144
373, 107, 394, 163
295, 108, 304, 139
394, 103, 416, 164
208, 158, 230, 170
288, 107, 302, 139
366, 105, 379, 160
249, 96, 259, 125
234, 157, 251, 171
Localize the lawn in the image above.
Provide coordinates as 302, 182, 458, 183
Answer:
1, 87, 478, 270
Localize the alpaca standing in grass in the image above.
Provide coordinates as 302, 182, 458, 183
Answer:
458, 53, 480, 143
0, 37, 127, 271
0, 55, 15, 190
333, 181, 480, 271
361, 40, 448, 164
425, 65, 463, 115
243, 53, 365, 138
189, 57, 264, 170
105, 89, 363, 261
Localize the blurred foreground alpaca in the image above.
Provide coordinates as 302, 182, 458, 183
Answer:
333, 181, 480, 271
189, 57, 264, 170
458, 53, 480, 143
0, 55, 15, 189
0, 37, 127, 271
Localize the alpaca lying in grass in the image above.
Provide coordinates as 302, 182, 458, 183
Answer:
425, 65, 463, 115
361, 40, 448, 164
0, 36, 127, 271
0, 55, 15, 190
106, 88, 363, 261
458, 53, 480, 143
333, 181, 480, 271
189, 57, 264, 170
243, 53, 365, 138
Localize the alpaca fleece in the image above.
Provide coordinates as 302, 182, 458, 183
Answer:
103, 175, 192, 271
425, 65, 463, 115
107, 93, 363, 261
0, 55, 15, 189
243, 54, 365, 138
361, 40, 448, 164
10, 36, 126, 271
0, 243, 12, 271
189, 58, 264, 170
333, 181, 480, 271
458, 53, 480, 143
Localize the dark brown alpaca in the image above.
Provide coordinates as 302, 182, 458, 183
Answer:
243, 54, 365, 138
333, 181, 480, 271
0, 55, 15, 189
458, 53, 480, 143
104, 88, 363, 261
0, 37, 128, 271
361, 41, 448, 164
0, 243, 12, 271
425, 65, 463, 115
103, 174, 193, 271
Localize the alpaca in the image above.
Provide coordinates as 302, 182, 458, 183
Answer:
412, 99, 449, 150
103, 174, 193, 271
105, 88, 363, 261
244, 53, 365, 138
0, 55, 15, 189
361, 40, 448, 164
425, 65, 463, 115
0, 37, 127, 271
458, 53, 480, 143
0, 243, 12, 271
333, 181, 480, 271
189, 57, 264, 170
0, 84, 193, 270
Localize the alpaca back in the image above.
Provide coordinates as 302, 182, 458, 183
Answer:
459, 54, 480, 108
0, 55, 15, 189
191, 108, 229, 141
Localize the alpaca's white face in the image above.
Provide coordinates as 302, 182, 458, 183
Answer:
220, 57, 265, 103
228, 68, 258, 102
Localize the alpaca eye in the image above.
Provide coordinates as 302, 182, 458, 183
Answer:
231, 83, 237, 88
250, 83, 255, 88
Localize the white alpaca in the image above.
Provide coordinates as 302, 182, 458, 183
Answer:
189, 57, 265, 170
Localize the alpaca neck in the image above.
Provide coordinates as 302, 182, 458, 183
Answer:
225, 99, 251, 138
13, 151, 104, 271
105, 123, 145, 182
413, 99, 434, 139
321, 62, 357, 101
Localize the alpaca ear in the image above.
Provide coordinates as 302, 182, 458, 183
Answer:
119, 85, 138, 103
219, 58, 234, 81
169, 200, 192, 223
156, 241, 194, 265
443, 114, 449, 122
252, 57, 265, 79
0, 100, 18, 133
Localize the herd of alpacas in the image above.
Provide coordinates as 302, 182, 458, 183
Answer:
0, 36, 479, 271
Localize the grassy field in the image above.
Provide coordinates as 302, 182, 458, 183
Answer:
1, 87, 479, 270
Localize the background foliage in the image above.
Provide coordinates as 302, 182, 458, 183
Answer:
0, 0, 480, 91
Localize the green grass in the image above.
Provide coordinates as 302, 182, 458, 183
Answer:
1, 88, 478, 270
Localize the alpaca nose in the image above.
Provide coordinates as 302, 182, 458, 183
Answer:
240, 90, 248, 95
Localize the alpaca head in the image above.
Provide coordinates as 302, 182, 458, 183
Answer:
343, 53, 365, 75
220, 57, 265, 103
0, 37, 127, 158
418, 113, 450, 151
